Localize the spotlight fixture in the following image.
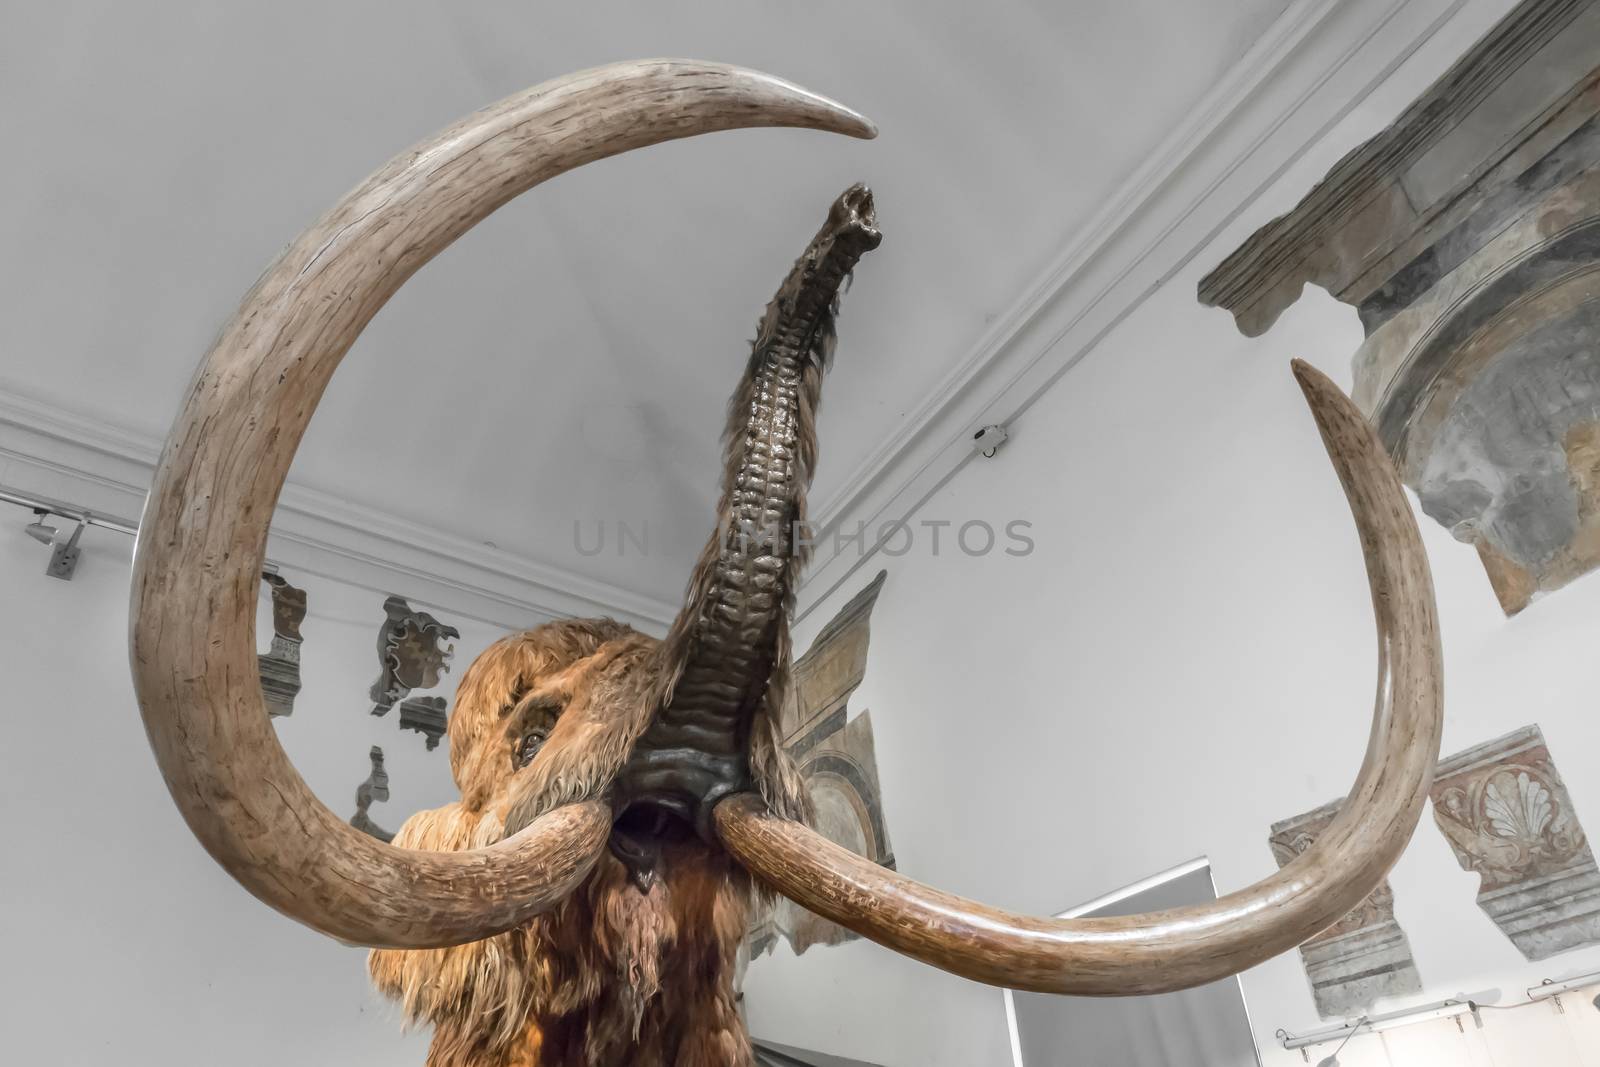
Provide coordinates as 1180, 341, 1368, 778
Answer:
24, 509, 56, 545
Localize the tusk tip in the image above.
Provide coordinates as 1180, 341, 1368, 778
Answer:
1289, 358, 1352, 438
811, 99, 877, 140
736, 66, 876, 139
1288, 357, 1403, 505
1289, 357, 1332, 395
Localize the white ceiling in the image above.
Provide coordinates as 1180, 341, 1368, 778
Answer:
0, 0, 1291, 611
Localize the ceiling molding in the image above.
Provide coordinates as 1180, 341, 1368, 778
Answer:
795, 0, 1479, 622
0, 389, 678, 634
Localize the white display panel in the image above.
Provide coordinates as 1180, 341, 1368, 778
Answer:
1004, 859, 1263, 1067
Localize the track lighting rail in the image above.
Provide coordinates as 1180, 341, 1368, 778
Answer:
1, 484, 138, 536
1, 483, 282, 580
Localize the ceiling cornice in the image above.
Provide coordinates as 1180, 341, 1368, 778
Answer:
0, 388, 679, 633
795, 0, 1483, 622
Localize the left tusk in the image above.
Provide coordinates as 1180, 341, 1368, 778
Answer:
714, 360, 1443, 995
128, 59, 876, 950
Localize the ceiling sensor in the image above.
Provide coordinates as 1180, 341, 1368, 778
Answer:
973, 424, 1009, 458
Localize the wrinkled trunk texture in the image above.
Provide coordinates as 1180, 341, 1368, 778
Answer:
620, 186, 879, 836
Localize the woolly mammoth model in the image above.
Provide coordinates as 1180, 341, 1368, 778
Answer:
129, 61, 1444, 1067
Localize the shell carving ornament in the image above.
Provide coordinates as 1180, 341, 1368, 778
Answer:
1436, 765, 1586, 886
1430, 724, 1600, 960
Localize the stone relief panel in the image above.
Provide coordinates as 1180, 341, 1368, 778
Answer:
351, 745, 395, 843
747, 571, 895, 960
1268, 800, 1424, 1018
399, 696, 449, 751
1432, 724, 1600, 959
369, 595, 459, 718
258, 573, 307, 718
1201, 0, 1600, 613
1378, 190, 1600, 614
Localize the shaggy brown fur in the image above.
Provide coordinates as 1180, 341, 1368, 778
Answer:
370, 622, 801, 1067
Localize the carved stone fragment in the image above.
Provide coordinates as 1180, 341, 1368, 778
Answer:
368, 595, 458, 716
1268, 799, 1423, 1018
398, 696, 448, 751
1201, 0, 1600, 612
351, 746, 394, 843
747, 570, 896, 959
1431, 724, 1600, 959
257, 574, 306, 718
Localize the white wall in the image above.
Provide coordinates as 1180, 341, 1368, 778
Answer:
742, 7, 1600, 1064
0, 511, 507, 1064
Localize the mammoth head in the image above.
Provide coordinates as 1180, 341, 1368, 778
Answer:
129, 59, 1443, 1009
367, 619, 766, 1065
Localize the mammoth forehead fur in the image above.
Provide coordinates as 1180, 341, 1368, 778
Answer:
445, 617, 809, 830
448, 619, 656, 815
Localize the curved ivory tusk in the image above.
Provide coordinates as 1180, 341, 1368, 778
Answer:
715, 360, 1443, 995
128, 61, 876, 950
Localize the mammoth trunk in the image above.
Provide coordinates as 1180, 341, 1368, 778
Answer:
618, 185, 880, 846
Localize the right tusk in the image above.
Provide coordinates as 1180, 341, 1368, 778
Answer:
715, 360, 1443, 995
128, 60, 876, 950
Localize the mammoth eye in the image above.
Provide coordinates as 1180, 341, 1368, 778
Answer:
515, 729, 548, 769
